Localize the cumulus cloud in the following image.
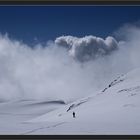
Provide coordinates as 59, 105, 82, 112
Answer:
0, 24, 140, 103
55, 35, 118, 61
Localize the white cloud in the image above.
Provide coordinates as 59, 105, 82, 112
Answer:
0, 25, 140, 103
55, 35, 118, 61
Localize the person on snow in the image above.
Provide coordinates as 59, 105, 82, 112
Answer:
73, 112, 76, 118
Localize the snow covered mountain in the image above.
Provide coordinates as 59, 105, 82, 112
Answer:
25, 68, 140, 134
0, 68, 140, 134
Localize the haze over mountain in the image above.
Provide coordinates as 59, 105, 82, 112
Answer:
0, 22, 140, 134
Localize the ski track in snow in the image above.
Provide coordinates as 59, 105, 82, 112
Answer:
21, 122, 67, 135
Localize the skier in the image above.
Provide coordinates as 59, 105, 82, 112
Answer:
73, 111, 76, 118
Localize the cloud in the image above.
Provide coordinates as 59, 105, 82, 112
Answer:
113, 20, 140, 41
55, 35, 118, 61
0, 34, 98, 102
0, 24, 140, 103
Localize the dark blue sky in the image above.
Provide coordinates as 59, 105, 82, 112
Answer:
0, 6, 140, 45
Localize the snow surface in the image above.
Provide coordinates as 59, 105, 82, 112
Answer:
0, 68, 140, 134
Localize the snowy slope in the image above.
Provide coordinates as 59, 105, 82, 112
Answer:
26, 68, 140, 134
0, 68, 140, 134
0, 99, 65, 134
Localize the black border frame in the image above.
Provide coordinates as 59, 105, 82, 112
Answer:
0, 0, 140, 5
0, 135, 140, 139
0, 0, 140, 139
